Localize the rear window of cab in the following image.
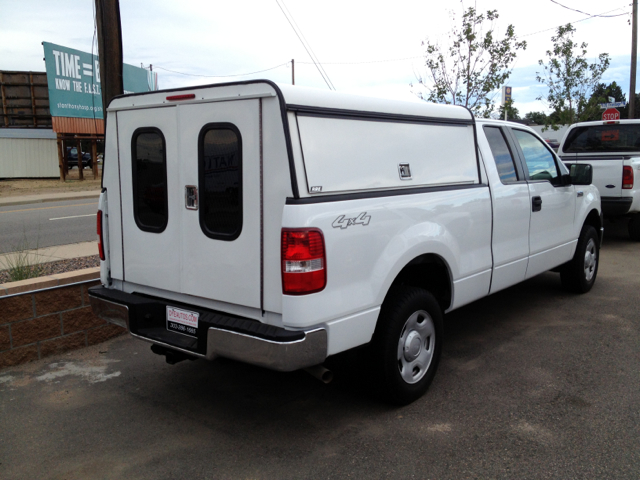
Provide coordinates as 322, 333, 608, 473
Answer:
563, 124, 640, 153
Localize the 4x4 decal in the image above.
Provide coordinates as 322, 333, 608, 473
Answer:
332, 212, 371, 229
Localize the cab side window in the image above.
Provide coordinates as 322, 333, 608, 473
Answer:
512, 129, 561, 185
484, 126, 519, 184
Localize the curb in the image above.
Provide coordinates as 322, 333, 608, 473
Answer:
0, 267, 100, 296
0, 192, 101, 208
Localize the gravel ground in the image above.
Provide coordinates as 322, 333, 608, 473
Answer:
0, 172, 101, 198
0, 255, 100, 284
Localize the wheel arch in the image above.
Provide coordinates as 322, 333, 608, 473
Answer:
583, 208, 603, 244
385, 253, 453, 312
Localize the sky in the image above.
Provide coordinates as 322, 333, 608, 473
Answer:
0, 0, 635, 116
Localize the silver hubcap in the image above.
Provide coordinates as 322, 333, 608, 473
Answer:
584, 238, 597, 282
397, 309, 435, 384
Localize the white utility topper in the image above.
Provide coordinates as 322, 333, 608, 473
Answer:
90, 81, 602, 404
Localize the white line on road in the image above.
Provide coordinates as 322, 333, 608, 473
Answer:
0, 202, 97, 215
49, 214, 96, 221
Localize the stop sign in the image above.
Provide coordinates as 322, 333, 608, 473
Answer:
603, 108, 620, 121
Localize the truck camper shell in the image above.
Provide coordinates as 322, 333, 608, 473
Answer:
106, 80, 480, 200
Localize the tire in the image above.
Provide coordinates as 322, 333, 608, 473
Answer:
371, 286, 443, 405
560, 225, 599, 293
628, 215, 640, 241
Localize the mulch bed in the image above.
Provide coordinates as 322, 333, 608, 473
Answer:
0, 255, 100, 284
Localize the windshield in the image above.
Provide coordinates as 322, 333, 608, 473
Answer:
563, 124, 640, 153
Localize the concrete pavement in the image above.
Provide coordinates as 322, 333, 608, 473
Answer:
0, 190, 100, 208
0, 241, 98, 270
0, 220, 638, 479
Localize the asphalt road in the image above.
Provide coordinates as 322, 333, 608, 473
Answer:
1, 220, 639, 479
0, 199, 98, 254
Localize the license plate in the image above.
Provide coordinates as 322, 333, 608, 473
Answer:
166, 306, 199, 338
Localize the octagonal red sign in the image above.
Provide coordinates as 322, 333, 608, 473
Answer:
602, 108, 620, 121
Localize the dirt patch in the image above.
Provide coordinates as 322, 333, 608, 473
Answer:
0, 168, 102, 198
0, 255, 100, 284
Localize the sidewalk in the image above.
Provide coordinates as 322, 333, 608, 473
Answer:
0, 241, 98, 270
0, 190, 100, 208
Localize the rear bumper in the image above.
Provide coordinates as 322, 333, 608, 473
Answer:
602, 197, 633, 216
88, 286, 327, 372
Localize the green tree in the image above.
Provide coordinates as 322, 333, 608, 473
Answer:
524, 111, 548, 125
412, 7, 526, 118
536, 24, 610, 129
497, 99, 520, 120
622, 94, 640, 119
585, 82, 640, 120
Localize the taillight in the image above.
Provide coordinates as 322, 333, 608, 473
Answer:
97, 210, 105, 261
623, 166, 634, 189
281, 228, 326, 295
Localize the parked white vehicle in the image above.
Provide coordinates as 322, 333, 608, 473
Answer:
90, 81, 602, 404
559, 119, 640, 239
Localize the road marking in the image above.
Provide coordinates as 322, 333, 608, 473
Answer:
0, 202, 97, 215
49, 213, 96, 221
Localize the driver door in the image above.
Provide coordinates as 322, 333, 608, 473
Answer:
508, 128, 576, 278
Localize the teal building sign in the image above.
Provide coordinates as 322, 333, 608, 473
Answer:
42, 41, 158, 119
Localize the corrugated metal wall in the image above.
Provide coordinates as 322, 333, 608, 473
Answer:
52, 117, 104, 135
0, 138, 58, 178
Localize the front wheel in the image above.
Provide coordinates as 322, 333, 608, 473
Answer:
371, 286, 443, 405
560, 225, 599, 293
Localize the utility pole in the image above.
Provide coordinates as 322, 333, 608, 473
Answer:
631, 0, 638, 119
94, 0, 124, 114
291, 59, 295, 85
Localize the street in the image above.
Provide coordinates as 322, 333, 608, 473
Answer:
0, 220, 639, 479
0, 199, 98, 254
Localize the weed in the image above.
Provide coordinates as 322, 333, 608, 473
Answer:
0, 234, 44, 282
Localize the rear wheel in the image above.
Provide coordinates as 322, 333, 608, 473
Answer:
628, 215, 640, 241
372, 286, 443, 405
560, 225, 599, 293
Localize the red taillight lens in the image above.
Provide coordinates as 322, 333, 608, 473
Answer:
281, 228, 326, 295
97, 210, 105, 261
623, 166, 634, 189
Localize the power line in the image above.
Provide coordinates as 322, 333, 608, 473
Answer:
523, 6, 630, 37
277, 0, 334, 89
274, 0, 335, 90
146, 4, 630, 83
549, 0, 629, 18
152, 62, 290, 78
298, 55, 424, 65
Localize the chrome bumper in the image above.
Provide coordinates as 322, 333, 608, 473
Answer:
89, 290, 327, 372
207, 327, 327, 371
90, 295, 129, 329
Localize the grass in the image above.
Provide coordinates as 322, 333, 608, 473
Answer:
1, 234, 44, 282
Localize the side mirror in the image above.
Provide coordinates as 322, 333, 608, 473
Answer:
569, 164, 593, 186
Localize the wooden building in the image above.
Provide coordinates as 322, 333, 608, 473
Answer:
1, 69, 102, 180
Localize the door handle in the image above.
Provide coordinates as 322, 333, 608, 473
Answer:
185, 185, 198, 210
532, 196, 542, 212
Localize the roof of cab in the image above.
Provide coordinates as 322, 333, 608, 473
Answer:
108, 79, 473, 122
564, 118, 640, 128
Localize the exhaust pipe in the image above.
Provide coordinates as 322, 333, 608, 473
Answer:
150, 344, 197, 365
304, 364, 333, 384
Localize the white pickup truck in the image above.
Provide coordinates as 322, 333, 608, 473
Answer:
89, 81, 601, 404
559, 119, 640, 239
